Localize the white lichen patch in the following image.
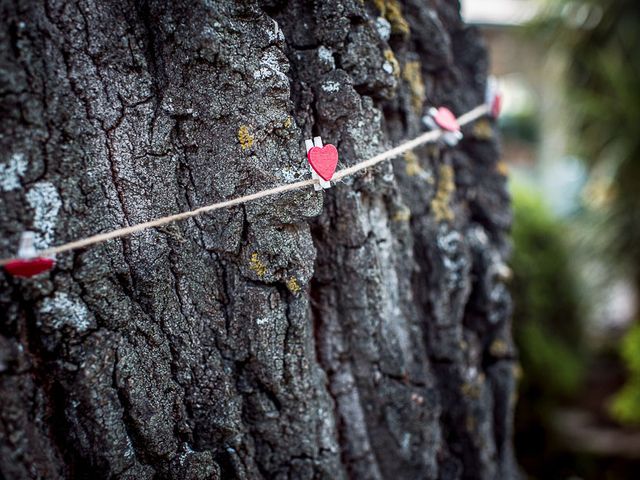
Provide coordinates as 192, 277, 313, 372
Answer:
253, 50, 288, 85
201, 22, 223, 41
26, 182, 61, 249
375, 17, 392, 41
367, 200, 411, 359
400, 432, 412, 453
0, 153, 28, 191
267, 19, 284, 43
318, 46, 335, 68
345, 111, 384, 161
124, 436, 135, 459
382, 61, 394, 74
40, 293, 92, 332
321, 81, 340, 93
438, 229, 467, 291
178, 443, 195, 466
280, 167, 299, 183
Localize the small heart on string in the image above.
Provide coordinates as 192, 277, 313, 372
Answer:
5, 257, 55, 278
307, 144, 339, 181
491, 93, 503, 118
433, 107, 460, 132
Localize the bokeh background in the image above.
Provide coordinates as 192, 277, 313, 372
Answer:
462, 0, 640, 478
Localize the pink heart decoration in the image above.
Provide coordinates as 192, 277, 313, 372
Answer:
5, 257, 55, 278
491, 93, 503, 118
433, 107, 460, 132
308, 144, 339, 181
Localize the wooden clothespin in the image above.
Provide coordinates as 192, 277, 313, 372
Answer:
305, 136, 338, 189
422, 106, 463, 147
4, 231, 55, 278
486, 76, 503, 119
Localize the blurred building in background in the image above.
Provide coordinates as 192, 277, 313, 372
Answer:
462, 1, 640, 478
463, 0, 636, 335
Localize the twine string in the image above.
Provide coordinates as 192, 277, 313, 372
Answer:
0, 104, 490, 266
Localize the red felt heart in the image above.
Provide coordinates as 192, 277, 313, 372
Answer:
491, 93, 502, 118
4, 258, 55, 278
307, 144, 338, 181
433, 107, 460, 132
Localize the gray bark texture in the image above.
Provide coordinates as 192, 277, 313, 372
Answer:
0, 0, 517, 479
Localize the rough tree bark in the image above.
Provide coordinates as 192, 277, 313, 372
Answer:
0, 1, 516, 479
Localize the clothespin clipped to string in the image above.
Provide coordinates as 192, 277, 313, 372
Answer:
305, 136, 338, 190
422, 107, 463, 147
486, 76, 502, 119
4, 231, 55, 278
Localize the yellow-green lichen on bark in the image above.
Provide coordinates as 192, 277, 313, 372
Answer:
496, 160, 509, 176
392, 206, 411, 222
402, 61, 426, 114
373, 0, 410, 36
460, 373, 485, 399
249, 252, 267, 277
383, 49, 400, 77
237, 125, 254, 150
472, 119, 494, 140
286, 277, 301, 293
404, 151, 421, 176
490, 339, 509, 357
431, 164, 455, 222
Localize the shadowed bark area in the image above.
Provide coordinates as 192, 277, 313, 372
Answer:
0, 1, 516, 479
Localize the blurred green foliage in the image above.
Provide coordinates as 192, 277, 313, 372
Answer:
499, 111, 540, 145
511, 181, 585, 473
511, 181, 584, 400
536, 0, 640, 427
609, 324, 640, 424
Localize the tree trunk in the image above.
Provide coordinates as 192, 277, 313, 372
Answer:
0, 1, 516, 479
